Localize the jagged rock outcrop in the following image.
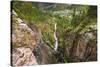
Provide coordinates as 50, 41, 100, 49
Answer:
11, 10, 56, 66
11, 10, 40, 66
64, 30, 97, 62
12, 47, 37, 66
12, 10, 41, 50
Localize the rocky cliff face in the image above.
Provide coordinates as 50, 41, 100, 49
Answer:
12, 11, 41, 50
64, 30, 97, 62
11, 10, 40, 66
11, 10, 56, 66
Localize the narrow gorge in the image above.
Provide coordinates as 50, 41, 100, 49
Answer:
11, 1, 97, 66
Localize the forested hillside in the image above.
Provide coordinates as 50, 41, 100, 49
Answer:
11, 1, 97, 66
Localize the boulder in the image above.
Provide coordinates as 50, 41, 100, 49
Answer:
12, 47, 38, 66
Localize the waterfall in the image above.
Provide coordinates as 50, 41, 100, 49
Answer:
54, 23, 58, 51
